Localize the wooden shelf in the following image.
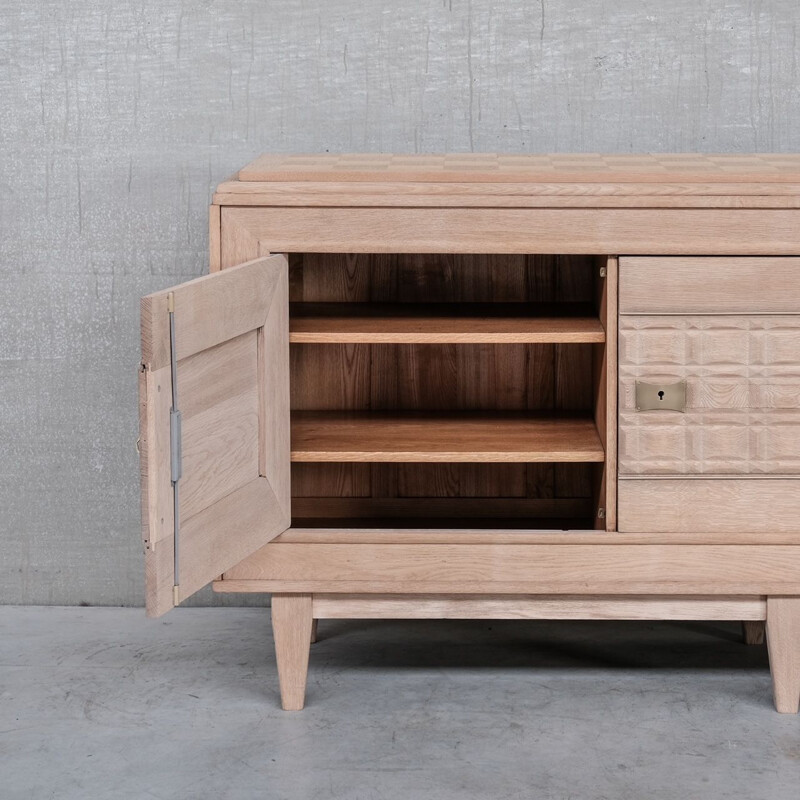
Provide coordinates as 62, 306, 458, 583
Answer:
289, 303, 605, 344
291, 411, 605, 463
291, 517, 594, 530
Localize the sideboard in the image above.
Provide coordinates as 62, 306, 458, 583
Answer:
139, 154, 800, 711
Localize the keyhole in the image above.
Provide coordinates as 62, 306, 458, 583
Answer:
658, 390, 665, 401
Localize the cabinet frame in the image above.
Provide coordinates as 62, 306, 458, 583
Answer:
140, 155, 800, 713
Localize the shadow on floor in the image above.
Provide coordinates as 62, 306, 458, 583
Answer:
301, 618, 770, 672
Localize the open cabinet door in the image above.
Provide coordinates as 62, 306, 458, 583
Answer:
138, 255, 290, 617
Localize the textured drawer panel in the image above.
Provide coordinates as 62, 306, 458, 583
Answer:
618, 479, 800, 533
619, 316, 800, 474
619, 257, 800, 314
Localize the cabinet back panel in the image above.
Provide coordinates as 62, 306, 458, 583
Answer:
290, 343, 597, 411
289, 253, 596, 304
292, 463, 592, 500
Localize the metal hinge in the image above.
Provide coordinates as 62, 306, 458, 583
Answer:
597, 508, 606, 519
167, 291, 181, 604
170, 409, 182, 482
599, 266, 607, 278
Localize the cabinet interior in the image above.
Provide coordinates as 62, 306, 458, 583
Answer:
287, 253, 612, 531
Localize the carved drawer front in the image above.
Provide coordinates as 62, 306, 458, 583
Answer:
619, 316, 800, 475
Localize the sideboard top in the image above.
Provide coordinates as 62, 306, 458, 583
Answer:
213, 153, 800, 208
238, 153, 800, 184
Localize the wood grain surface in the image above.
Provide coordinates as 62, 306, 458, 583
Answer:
289, 302, 605, 344
618, 478, 800, 533
139, 255, 291, 616
620, 257, 800, 314
239, 153, 800, 184
217, 541, 800, 594
312, 594, 766, 620
291, 411, 605, 463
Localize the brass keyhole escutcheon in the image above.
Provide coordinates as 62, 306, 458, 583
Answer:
635, 380, 687, 412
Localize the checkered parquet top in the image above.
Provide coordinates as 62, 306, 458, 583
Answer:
239, 153, 800, 183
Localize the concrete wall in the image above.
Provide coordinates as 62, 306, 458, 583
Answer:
2, 1, 799, 606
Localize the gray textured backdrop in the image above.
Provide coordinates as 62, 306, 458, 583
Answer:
2, 1, 799, 606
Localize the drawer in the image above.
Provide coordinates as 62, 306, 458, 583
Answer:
619, 257, 800, 314
618, 478, 800, 533
619, 316, 800, 475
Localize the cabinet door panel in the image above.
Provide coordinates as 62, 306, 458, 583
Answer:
139, 255, 290, 617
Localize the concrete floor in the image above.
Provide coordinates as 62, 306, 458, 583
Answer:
1, 608, 798, 800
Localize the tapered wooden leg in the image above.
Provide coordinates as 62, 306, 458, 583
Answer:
766, 597, 800, 713
271, 593, 313, 711
310, 618, 319, 644
742, 620, 766, 645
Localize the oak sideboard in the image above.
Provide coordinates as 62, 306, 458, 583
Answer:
139, 153, 800, 711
